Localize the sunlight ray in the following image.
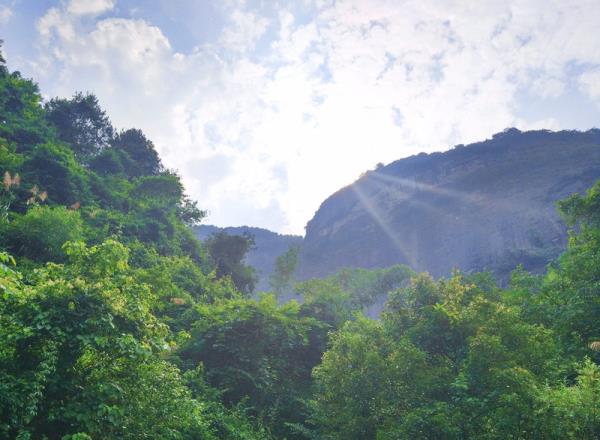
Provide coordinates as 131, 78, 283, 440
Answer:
363, 174, 490, 237
362, 173, 450, 218
368, 171, 485, 205
350, 182, 418, 269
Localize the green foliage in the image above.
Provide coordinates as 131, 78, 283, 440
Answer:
21, 142, 90, 206
1, 241, 168, 437
0, 240, 268, 440
331, 264, 414, 308
313, 317, 436, 439
88, 128, 165, 181
295, 278, 354, 329
111, 128, 163, 177
88, 146, 133, 176
113, 173, 206, 254
0, 56, 205, 267
293, 264, 414, 317
183, 366, 274, 440
313, 273, 561, 439
558, 181, 600, 228
514, 181, 600, 361
536, 359, 600, 439
0, 63, 50, 150
0, 52, 272, 438
133, 252, 238, 331
270, 244, 300, 295
45, 92, 114, 161
178, 295, 325, 438
1, 206, 84, 262
61, 434, 92, 440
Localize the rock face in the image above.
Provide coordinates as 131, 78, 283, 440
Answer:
300, 129, 600, 281
194, 225, 302, 291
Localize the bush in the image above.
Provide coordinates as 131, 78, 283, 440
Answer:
2, 206, 84, 262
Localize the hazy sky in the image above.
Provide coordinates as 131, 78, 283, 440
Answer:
1, 0, 600, 234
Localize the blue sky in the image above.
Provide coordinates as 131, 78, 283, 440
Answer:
1, 0, 600, 234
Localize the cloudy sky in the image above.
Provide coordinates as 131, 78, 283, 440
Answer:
1, 0, 600, 234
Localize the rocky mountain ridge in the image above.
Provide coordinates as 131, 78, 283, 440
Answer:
299, 128, 600, 281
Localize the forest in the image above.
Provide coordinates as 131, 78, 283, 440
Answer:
1, 44, 600, 440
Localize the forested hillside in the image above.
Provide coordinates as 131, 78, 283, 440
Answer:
2, 44, 600, 440
194, 225, 302, 291
301, 128, 600, 281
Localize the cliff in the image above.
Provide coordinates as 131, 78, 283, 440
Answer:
300, 129, 600, 280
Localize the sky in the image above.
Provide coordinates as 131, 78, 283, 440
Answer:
1, 0, 600, 235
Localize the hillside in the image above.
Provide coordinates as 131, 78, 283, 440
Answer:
300, 128, 600, 280
194, 225, 302, 291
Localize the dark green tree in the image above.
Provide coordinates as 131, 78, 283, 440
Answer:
178, 295, 324, 439
111, 128, 163, 177
206, 232, 257, 295
21, 142, 90, 206
0, 48, 50, 150
45, 92, 114, 160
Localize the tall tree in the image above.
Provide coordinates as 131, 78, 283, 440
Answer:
206, 232, 257, 295
45, 92, 114, 160
270, 244, 300, 296
111, 128, 163, 177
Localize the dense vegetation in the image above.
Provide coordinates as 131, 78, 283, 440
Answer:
1, 44, 600, 439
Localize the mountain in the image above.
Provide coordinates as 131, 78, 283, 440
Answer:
194, 225, 302, 291
299, 128, 600, 281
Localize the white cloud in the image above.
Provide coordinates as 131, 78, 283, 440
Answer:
23, 0, 600, 233
37, 7, 76, 43
0, 5, 12, 24
67, 0, 115, 16
220, 9, 269, 52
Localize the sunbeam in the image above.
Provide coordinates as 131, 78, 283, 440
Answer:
367, 169, 524, 215
369, 171, 485, 205
350, 181, 418, 269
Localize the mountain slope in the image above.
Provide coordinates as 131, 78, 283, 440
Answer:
300, 128, 600, 280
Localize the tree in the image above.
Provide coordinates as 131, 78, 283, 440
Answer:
295, 278, 354, 329
45, 92, 114, 160
21, 142, 90, 206
0, 241, 212, 439
206, 232, 257, 295
111, 128, 163, 177
313, 316, 440, 439
523, 181, 600, 360
88, 147, 131, 176
0, 40, 5, 65
313, 272, 560, 439
2, 206, 84, 262
178, 295, 324, 439
535, 359, 600, 439
270, 244, 300, 296
0, 51, 50, 150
